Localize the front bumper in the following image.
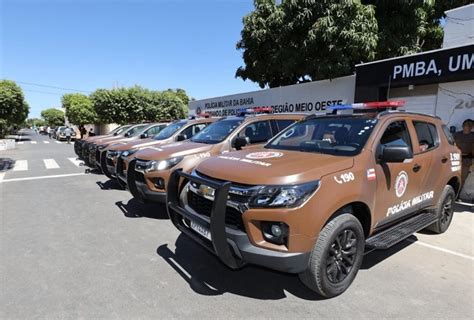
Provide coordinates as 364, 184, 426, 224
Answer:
167, 169, 309, 273
135, 180, 167, 203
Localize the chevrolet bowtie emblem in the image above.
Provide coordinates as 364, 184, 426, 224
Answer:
199, 185, 215, 197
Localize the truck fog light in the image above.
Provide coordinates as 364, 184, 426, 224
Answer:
261, 222, 289, 246
271, 225, 282, 237
153, 178, 165, 190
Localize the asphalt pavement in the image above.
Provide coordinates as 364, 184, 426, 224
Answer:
1, 129, 473, 319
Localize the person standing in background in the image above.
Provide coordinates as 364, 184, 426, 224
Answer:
454, 119, 474, 185
64, 127, 72, 144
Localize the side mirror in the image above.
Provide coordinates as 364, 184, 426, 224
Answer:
380, 145, 413, 163
233, 136, 249, 150
176, 134, 186, 142
140, 133, 148, 139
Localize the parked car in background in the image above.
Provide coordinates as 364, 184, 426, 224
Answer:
99, 122, 170, 178
125, 110, 304, 204
56, 127, 76, 141
75, 125, 132, 163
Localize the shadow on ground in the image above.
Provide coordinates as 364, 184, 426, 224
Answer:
96, 179, 124, 190
156, 234, 416, 300
116, 198, 169, 219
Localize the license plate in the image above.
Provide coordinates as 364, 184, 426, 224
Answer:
190, 221, 211, 240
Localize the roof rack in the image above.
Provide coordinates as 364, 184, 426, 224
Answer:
328, 100, 405, 115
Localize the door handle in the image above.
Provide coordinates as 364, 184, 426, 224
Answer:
413, 164, 422, 172
441, 157, 448, 163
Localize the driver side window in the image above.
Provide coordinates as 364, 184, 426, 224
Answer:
239, 121, 272, 144
380, 120, 412, 150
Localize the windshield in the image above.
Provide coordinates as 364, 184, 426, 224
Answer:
113, 125, 132, 136
154, 121, 187, 140
190, 118, 243, 144
266, 116, 378, 156
126, 125, 148, 137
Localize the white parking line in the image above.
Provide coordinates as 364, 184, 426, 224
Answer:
408, 239, 474, 261
43, 159, 60, 169
55, 141, 62, 144
13, 160, 28, 171
68, 157, 83, 167
0, 172, 86, 183
18, 142, 24, 145
0, 171, 6, 182
43, 141, 50, 144
31, 141, 37, 144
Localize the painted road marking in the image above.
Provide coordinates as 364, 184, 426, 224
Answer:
55, 141, 62, 144
30, 141, 37, 144
0, 172, 86, 183
13, 160, 28, 171
43, 159, 60, 169
43, 141, 50, 144
68, 157, 83, 167
0, 171, 6, 182
18, 142, 24, 145
407, 239, 474, 261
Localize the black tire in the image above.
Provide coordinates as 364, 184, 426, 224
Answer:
299, 213, 365, 298
100, 152, 114, 179
425, 185, 455, 234
116, 176, 127, 189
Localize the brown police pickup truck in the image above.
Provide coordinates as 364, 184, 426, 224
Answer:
167, 103, 462, 297
122, 112, 305, 204
103, 118, 217, 182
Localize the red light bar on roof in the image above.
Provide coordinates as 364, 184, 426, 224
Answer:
248, 107, 273, 113
351, 100, 405, 109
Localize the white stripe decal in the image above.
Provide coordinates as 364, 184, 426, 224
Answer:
0, 173, 86, 183
43, 159, 60, 169
13, 160, 28, 171
68, 157, 83, 167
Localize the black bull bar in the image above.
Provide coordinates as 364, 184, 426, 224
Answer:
167, 169, 244, 269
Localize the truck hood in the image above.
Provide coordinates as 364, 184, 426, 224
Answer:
107, 138, 155, 151
196, 149, 354, 185
134, 142, 214, 161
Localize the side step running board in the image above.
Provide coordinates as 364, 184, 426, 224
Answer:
365, 212, 438, 250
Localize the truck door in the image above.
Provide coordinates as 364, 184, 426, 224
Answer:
409, 120, 443, 209
373, 120, 422, 228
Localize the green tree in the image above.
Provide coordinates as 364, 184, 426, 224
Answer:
91, 86, 188, 124
236, 0, 378, 87
0, 80, 29, 137
41, 108, 65, 127
62, 93, 97, 125
165, 88, 191, 106
26, 118, 46, 128
236, 0, 470, 88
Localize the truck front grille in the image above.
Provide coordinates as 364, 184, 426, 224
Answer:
187, 191, 245, 231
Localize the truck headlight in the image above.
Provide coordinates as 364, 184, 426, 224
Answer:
146, 157, 183, 172
106, 150, 122, 158
249, 181, 320, 208
121, 149, 138, 158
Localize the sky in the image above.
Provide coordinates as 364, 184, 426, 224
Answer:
1, 0, 262, 118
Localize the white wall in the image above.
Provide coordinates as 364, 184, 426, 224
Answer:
189, 75, 355, 116
443, 4, 474, 48
435, 80, 474, 128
